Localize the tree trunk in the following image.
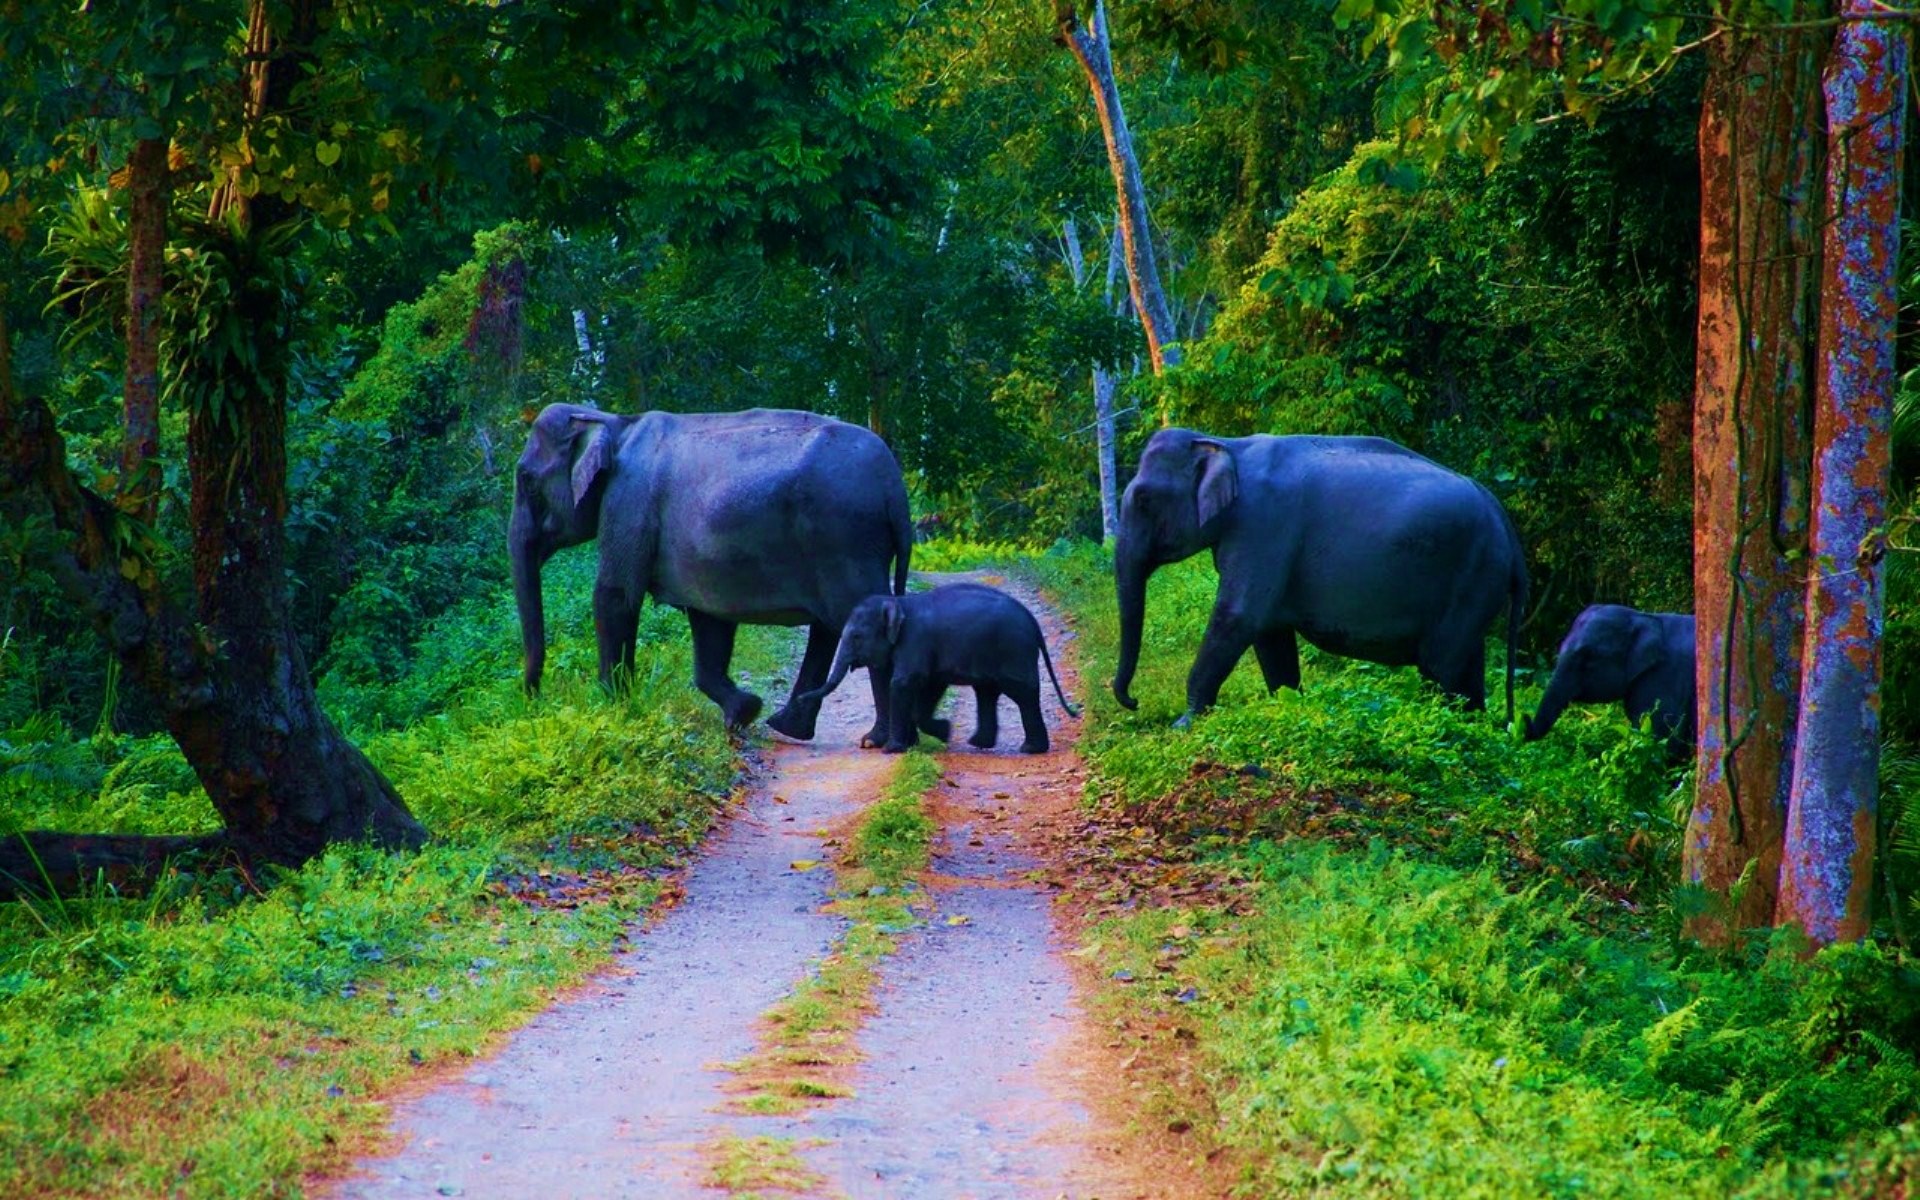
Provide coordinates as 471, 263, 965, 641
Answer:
121, 136, 167, 523
1055, 0, 1181, 375
0, 831, 225, 901
1777, 4, 1907, 947
1096, 219, 1125, 539
177, 0, 424, 865
1063, 216, 1124, 540
1685, 25, 1825, 940
0, 0, 427, 894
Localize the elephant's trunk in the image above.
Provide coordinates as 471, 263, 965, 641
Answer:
1112, 543, 1149, 711
510, 510, 548, 694
1524, 658, 1580, 742
800, 630, 858, 706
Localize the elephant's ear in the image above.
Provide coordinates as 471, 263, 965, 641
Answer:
568, 417, 610, 509
1193, 439, 1238, 527
883, 598, 906, 644
1626, 620, 1663, 684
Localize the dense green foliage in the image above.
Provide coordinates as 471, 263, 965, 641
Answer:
1033, 542, 1920, 1196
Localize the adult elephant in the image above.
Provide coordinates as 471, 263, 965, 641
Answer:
510, 403, 911, 741
1112, 429, 1527, 724
1524, 605, 1695, 757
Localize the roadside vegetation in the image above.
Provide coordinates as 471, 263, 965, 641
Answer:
0, 553, 788, 1197
1033, 543, 1920, 1198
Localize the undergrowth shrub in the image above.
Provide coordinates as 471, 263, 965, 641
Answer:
1147, 843, 1920, 1198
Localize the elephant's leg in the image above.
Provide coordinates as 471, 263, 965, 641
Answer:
1418, 632, 1487, 711
968, 686, 1001, 748
1252, 629, 1301, 694
593, 583, 642, 690
767, 623, 836, 741
687, 609, 763, 729
1010, 682, 1049, 754
916, 685, 952, 743
862, 670, 890, 749
884, 675, 923, 753
1184, 604, 1259, 722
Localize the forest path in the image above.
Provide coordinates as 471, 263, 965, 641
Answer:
326, 573, 1208, 1200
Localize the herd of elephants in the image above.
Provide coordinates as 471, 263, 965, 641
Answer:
508, 403, 1699, 760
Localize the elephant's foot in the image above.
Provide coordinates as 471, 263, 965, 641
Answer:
766, 704, 819, 742
723, 692, 764, 732
881, 738, 915, 754
967, 727, 997, 749
860, 722, 887, 749
921, 717, 953, 743
1019, 736, 1049, 754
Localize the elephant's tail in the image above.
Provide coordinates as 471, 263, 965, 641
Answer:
890, 491, 912, 597
1040, 636, 1081, 719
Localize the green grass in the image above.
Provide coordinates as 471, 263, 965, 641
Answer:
908, 536, 1035, 575
0, 551, 793, 1197
1028, 540, 1920, 1199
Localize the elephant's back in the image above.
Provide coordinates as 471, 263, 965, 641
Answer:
1241, 435, 1519, 637
645, 409, 902, 621
1249, 436, 1508, 542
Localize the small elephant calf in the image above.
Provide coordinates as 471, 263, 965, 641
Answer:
1526, 604, 1695, 757
800, 583, 1080, 753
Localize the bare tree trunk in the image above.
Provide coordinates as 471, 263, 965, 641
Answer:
1778, 3, 1907, 947
1097, 220, 1127, 538
1054, 0, 1180, 375
1062, 217, 1123, 540
1686, 26, 1825, 941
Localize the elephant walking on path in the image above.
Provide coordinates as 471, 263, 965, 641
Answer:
801, 583, 1081, 754
509, 404, 912, 741
1525, 604, 1696, 757
1112, 428, 1528, 724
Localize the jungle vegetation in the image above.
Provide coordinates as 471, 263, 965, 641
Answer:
3, 0, 1919, 1193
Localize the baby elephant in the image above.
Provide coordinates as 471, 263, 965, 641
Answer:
1525, 604, 1696, 757
801, 583, 1080, 753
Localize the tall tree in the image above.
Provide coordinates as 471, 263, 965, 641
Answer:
1054, 0, 1182, 373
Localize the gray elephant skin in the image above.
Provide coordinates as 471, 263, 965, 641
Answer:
800, 583, 1080, 754
510, 403, 912, 741
1112, 428, 1528, 723
1525, 604, 1695, 756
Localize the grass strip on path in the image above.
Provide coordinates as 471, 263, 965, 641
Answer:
704, 1133, 826, 1199
717, 750, 941, 1118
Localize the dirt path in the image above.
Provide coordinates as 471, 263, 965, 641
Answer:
327, 575, 1218, 1200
